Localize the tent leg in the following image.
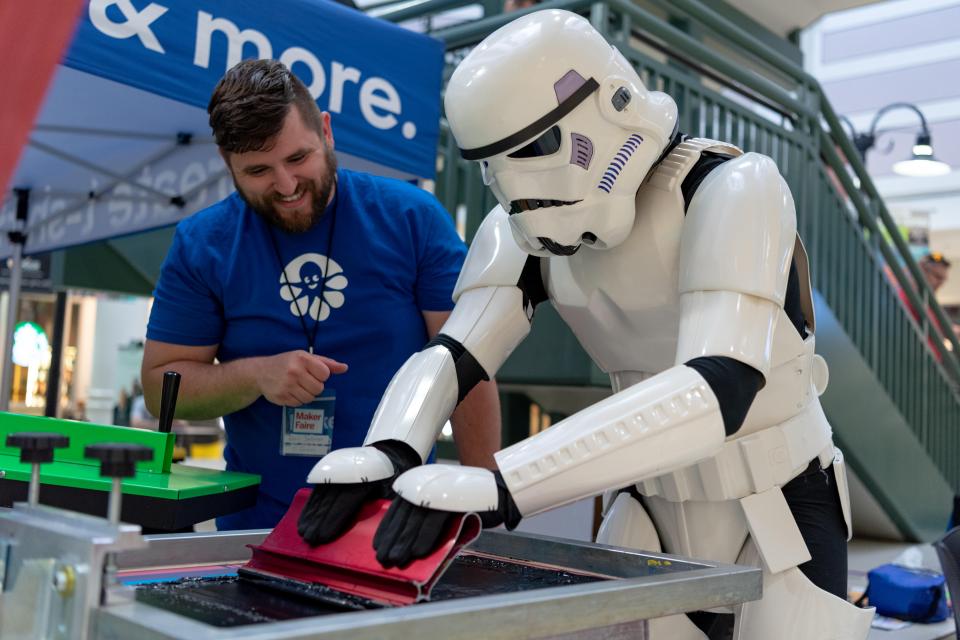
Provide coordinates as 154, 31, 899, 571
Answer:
44, 291, 68, 417
0, 188, 28, 412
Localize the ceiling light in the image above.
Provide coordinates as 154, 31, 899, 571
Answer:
893, 156, 951, 177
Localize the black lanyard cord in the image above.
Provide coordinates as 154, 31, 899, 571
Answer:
269, 194, 338, 355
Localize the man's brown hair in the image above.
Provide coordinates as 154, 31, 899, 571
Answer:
208, 59, 324, 154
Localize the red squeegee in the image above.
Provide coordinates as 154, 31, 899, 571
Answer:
242, 488, 481, 607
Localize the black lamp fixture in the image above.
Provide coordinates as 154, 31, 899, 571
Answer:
842, 102, 951, 177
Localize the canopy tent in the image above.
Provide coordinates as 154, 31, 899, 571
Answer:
2, 0, 444, 256
0, 0, 85, 197
0, 0, 445, 408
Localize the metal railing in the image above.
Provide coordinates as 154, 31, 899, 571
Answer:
374, 0, 960, 488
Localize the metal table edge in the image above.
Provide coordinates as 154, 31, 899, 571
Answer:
105, 529, 762, 640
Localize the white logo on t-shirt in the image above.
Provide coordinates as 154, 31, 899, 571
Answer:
278, 253, 348, 321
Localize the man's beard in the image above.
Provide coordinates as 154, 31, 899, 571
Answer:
238, 145, 338, 234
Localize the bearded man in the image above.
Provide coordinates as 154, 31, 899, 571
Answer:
142, 59, 500, 530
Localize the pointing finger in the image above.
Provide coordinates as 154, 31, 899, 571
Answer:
316, 355, 348, 375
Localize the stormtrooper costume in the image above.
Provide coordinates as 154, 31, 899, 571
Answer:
301, 10, 874, 638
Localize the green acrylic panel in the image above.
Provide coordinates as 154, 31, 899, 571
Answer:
0, 412, 174, 473
0, 456, 259, 500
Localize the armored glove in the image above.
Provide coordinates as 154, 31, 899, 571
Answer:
297, 439, 420, 546
373, 465, 522, 568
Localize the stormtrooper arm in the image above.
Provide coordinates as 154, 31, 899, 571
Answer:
393, 153, 797, 521
359, 285, 528, 462
359, 207, 547, 467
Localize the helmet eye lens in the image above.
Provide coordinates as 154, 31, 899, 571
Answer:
507, 126, 562, 159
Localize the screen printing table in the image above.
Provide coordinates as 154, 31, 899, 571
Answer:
95, 529, 762, 640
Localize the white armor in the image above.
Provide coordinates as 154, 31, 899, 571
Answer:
308, 10, 872, 638
445, 9, 677, 256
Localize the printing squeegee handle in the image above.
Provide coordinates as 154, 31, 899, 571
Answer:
158, 371, 181, 434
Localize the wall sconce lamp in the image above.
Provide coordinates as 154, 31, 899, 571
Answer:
842, 102, 951, 177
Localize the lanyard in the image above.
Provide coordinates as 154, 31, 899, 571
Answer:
269, 193, 338, 355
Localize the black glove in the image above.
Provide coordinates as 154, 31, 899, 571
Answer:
373, 499, 457, 568
297, 440, 420, 546
372, 470, 523, 568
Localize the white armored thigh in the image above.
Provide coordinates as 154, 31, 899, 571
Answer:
596, 492, 662, 551
639, 484, 869, 640
597, 492, 709, 640
642, 495, 749, 565
734, 538, 873, 640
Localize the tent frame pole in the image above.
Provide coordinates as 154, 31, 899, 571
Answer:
19, 137, 195, 237
0, 188, 29, 412
28, 138, 178, 202
44, 290, 68, 417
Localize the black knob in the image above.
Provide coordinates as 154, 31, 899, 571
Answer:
6, 432, 69, 463
84, 443, 154, 478
158, 371, 181, 434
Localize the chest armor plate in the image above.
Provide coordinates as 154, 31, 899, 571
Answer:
544, 139, 735, 375
545, 186, 682, 374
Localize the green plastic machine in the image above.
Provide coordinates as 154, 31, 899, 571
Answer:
0, 411, 259, 531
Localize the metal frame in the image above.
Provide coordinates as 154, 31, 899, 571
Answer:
99, 529, 760, 639
0, 503, 147, 639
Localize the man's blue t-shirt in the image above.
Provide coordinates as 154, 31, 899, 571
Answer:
147, 169, 466, 529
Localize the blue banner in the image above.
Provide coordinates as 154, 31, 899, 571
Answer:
66, 0, 444, 179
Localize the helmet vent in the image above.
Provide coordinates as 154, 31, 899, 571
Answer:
570, 133, 594, 169
612, 87, 632, 111
597, 134, 644, 193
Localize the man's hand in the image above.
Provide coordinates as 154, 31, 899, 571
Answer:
298, 440, 421, 546
256, 350, 347, 406
372, 465, 522, 568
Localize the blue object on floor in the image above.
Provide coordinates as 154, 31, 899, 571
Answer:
861, 563, 949, 623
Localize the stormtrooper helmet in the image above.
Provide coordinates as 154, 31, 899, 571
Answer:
445, 9, 678, 256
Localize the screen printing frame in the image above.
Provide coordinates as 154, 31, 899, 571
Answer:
98, 529, 762, 639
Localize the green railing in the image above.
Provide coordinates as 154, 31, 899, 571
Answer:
377, 0, 960, 489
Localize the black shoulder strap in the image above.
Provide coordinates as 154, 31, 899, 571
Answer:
681, 150, 735, 212
517, 254, 548, 314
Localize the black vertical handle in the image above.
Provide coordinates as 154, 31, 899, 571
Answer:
158, 371, 181, 433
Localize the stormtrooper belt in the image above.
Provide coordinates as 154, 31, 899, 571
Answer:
636, 395, 834, 504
